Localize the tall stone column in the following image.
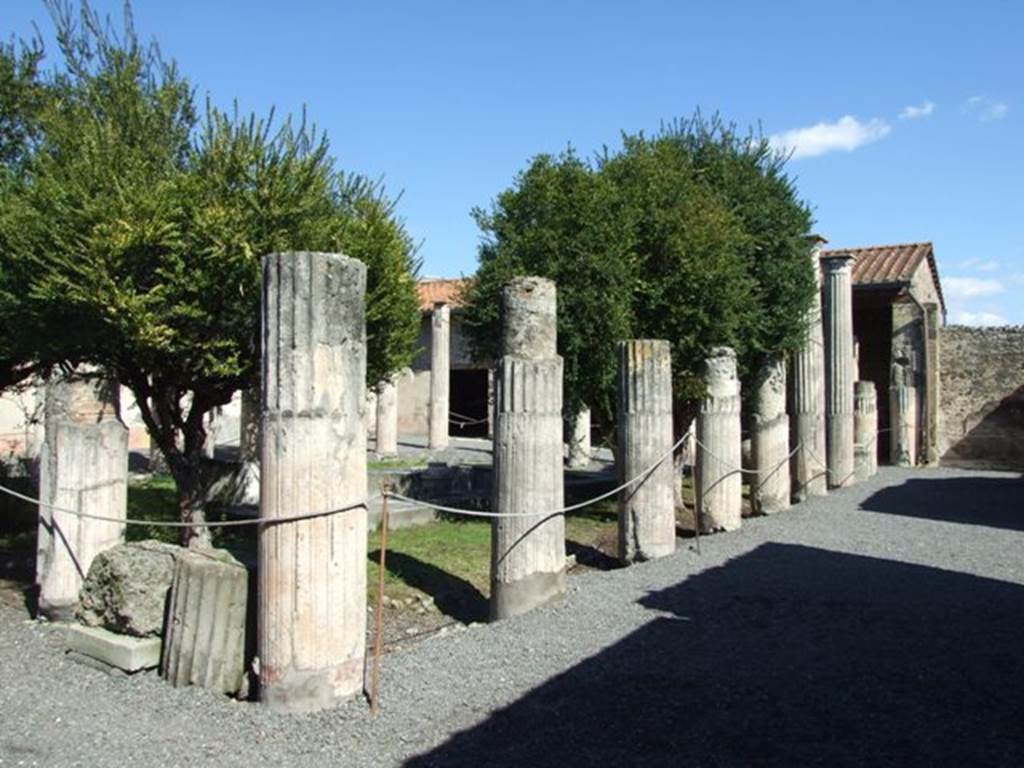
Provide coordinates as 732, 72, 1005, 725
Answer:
36, 372, 128, 620
854, 381, 878, 480
890, 358, 917, 467
696, 347, 742, 532
822, 252, 857, 488
566, 407, 591, 468
375, 377, 399, 458
491, 277, 565, 621
790, 239, 829, 500
922, 303, 941, 464
617, 340, 674, 562
428, 302, 450, 450
259, 252, 367, 712
751, 355, 790, 515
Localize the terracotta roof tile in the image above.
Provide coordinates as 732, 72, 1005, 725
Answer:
822, 242, 944, 312
417, 278, 470, 312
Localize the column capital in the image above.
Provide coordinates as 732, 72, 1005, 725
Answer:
820, 251, 857, 271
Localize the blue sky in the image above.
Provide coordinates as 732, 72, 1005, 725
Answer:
7, 0, 1022, 324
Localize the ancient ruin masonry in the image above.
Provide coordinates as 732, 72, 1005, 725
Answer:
566, 407, 591, 468
428, 302, 451, 450
36, 372, 128, 621
491, 277, 566, 621
258, 252, 367, 712
854, 381, 878, 480
890, 357, 918, 467
696, 347, 742, 532
376, 376, 399, 458
751, 355, 791, 515
822, 251, 857, 488
617, 340, 675, 562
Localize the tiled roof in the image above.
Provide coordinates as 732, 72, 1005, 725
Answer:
823, 242, 944, 312
417, 278, 470, 312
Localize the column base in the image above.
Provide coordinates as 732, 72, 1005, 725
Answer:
490, 568, 566, 622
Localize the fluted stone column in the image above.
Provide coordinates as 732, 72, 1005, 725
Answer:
491, 277, 565, 621
428, 303, 450, 450
696, 347, 742, 532
890, 359, 917, 467
751, 355, 790, 515
36, 372, 128, 621
854, 381, 878, 480
822, 252, 857, 488
617, 340, 674, 562
566, 407, 591, 468
375, 377, 399, 458
259, 252, 367, 712
790, 240, 829, 500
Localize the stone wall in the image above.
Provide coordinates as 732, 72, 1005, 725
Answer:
939, 325, 1024, 469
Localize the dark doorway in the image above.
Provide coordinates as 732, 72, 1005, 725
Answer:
853, 291, 894, 462
450, 369, 489, 438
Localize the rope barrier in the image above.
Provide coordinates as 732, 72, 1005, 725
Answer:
692, 436, 801, 478
385, 430, 694, 519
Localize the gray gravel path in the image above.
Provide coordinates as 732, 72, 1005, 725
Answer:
2, 466, 1023, 767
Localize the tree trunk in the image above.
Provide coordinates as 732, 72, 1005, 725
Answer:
172, 459, 213, 550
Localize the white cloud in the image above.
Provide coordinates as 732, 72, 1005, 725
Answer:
768, 115, 891, 159
964, 96, 1009, 122
960, 257, 1000, 272
899, 101, 935, 120
944, 276, 1005, 298
950, 310, 1008, 327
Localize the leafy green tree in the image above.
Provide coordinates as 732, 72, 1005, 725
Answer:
0, 2, 420, 546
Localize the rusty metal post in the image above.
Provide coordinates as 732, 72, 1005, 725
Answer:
371, 483, 390, 715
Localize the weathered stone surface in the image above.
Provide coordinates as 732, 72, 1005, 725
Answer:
162, 548, 248, 695
77, 540, 183, 637
751, 356, 790, 515
822, 252, 857, 488
36, 372, 129, 621
890, 358, 918, 467
376, 377, 399, 458
566, 408, 591, 468
854, 381, 878, 480
66, 624, 162, 672
429, 303, 451, 450
259, 252, 367, 712
617, 340, 675, 562
789, 240, 829, 501
696, 347, 742, 532
491, 277, 565, 621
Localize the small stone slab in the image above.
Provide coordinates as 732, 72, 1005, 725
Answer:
66, 624, 161, 672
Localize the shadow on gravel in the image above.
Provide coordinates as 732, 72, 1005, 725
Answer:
861, 473, 1024, 531
372, 550, 488, 624
406, 543, 1024, 768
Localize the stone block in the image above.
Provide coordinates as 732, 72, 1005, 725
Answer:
66, 624, 161, 672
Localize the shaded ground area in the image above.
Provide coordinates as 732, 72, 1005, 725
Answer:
0, 467, 1021, 768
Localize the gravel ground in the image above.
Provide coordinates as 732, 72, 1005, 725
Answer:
2, 466, 1023, 768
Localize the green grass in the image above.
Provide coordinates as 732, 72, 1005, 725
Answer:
368, 456, 430, 472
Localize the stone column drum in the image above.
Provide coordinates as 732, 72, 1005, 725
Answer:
890, 359, 917, 467
617, 340, 675, 562
695, 347, 742, 532
36, 373, 129, 621
375, 377, 399, 458
751, 355, 791, 515
854, 381, 878, 480
566, 407, 591, 468
491, 277, 565, 621
790, 240, 829, 501
258, 252, 367, 712
428, 302, 451, 450
822, 252, 857, 488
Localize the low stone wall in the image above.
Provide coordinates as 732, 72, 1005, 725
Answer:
939, 325, 1024, 469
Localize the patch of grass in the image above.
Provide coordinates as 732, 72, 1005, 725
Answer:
127, 474, 179, 544
368, 456, 430, 472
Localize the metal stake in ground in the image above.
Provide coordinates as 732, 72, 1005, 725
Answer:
371, 484, 390, 716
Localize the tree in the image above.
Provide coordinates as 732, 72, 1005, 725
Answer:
0, 1, 421, 546
462, 114, 815, 446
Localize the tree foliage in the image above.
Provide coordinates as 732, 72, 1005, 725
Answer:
0, 1, 420, 545
463, 114, 815, 429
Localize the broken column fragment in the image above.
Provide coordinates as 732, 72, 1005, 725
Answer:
854, 381, 878, 480
258, 252, 367, 712
36, 371, 128, 621
822, 251, 857, 488
617, 340, 675, 562
566, 407, 591, 468
696, 347, 742, 532
890, 358, 917, 467
751, 355, 791, 515
490, 277, 565, 621
375, 376, 399, 458
428, 302, 451, 450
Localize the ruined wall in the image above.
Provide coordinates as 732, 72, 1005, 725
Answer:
939, 325, 1024, 469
